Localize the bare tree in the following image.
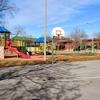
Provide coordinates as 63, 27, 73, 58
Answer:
69, 27, 88, 41
0, 0, 15, 14
93, 32, 100, 38
13, 25, 26, 37
0, 0, 16, 26
93, 32, 100, 49
69, 27, 88, 50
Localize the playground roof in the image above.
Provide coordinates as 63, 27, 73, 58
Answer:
34, 37, 48, 43
12, 36, 27, 41
12, 36, 35, 41
0, 27, 11, 33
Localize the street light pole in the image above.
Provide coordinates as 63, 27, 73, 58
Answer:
44, 0, 47, 61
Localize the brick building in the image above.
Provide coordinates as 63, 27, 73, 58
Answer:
82, 38, 100, 49
53, 37, 75, 51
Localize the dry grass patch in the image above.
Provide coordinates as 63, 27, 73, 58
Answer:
53, 53, 100, 62
0, 53, 100, 68
0, 59, 52, 68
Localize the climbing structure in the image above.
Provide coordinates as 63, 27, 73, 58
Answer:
0, 26, 30, 59
6, 40, 30, 58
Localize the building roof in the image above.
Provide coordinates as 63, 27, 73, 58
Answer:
82, 38, 100, 41
54, 38, 73, 43
0, 27, 11, 33
34, 37, 48, 43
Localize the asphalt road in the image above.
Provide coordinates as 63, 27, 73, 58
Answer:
0, 60, 100, 100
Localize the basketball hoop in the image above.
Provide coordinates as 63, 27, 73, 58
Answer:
52, 27, 65, 38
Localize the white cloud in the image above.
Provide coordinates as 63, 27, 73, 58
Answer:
5, 0, 100, 34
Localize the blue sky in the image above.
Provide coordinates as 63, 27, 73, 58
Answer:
3, 0, 100, 37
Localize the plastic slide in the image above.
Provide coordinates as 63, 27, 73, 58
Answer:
6, 40, 30, 58
7, 46, 30, 58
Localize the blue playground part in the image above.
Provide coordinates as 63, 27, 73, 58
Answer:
34, 37, 48, 43
0, 27, 11, 33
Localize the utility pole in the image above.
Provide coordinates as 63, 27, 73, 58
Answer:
92, 37, 94, 53
51, 37, 53, 64
44, 0, 47, 61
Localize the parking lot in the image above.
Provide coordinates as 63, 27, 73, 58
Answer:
0, 60, 100, 100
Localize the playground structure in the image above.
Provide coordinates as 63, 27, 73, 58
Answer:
25, 37, 57, 55
0, 27, 30, 59
27, 37, 53, 55
6, 40, 30, 58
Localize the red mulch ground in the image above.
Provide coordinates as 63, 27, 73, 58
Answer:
2, 55, 44, 61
